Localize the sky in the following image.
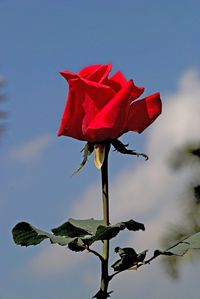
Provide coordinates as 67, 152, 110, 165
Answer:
1, 1, 200, 298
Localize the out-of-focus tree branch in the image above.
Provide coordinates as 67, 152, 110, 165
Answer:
161, 143, 200, 278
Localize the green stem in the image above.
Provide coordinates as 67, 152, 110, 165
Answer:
100, 143, 110, 296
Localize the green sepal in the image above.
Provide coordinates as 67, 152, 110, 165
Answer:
112, 139, 148, 160
72, 142, 94, 175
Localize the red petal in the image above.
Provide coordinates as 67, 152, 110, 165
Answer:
84, 80, 134, 142
84, 64, 112, 83
79, 64, 112, 83
131, 84, 144, 100
59, 70, 79, 81
106, 71, 144, 99
127, 92, 162, 133
57, 79, 86, 140
79, 65, 103, 78
81, 80, 115, 135
107, 71, 127, 91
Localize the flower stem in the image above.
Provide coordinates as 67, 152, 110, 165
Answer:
100, 143, 110, 296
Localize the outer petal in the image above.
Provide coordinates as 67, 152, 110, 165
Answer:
57, 79, 86, 140
79, 65, 102, 78
81, 80, 116, 134
84, 80, 134, 142
127, 92, 162, 133
131, 84, 144, 101
106, 71, 144, 100
105, 71, 127, 91
59, 70, 79, 82
79, 64, 112, 83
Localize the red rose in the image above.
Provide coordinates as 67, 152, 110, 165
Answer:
58, 64, 162, 142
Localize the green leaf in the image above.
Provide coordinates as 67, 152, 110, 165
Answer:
111, 247, 148, 272
67, 238, 86, 252
52, 221, 90, 238
120, 219, 145, 231
156, 231, 200, 256
12, 222, 75, 247
67, 218, 104, 235
52, 219, 144, 245
93, 225, 121, 241
111, 257, 134, 272
12, 218, 145, 252
115, 246, 136, 257
52, 218, 104, 238
92, 220, 145, 242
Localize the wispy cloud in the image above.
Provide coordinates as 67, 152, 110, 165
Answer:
7, 133, 54, 162
27, 69, 200, 286
27, 244, 87, 277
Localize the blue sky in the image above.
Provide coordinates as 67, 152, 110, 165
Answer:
1, 1, 200, 298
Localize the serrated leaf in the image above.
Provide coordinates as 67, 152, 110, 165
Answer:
93, 225, 121, 241
12, 222, 48, 246
111, 257, 134, 272
115, 246, 136, 257
93, 219, 145, 242
52, 221, 90, 238
12, 222, 75, 247
120, 219, 145, 231
52, 218, 104, 238
13, 218, 145, 252
68, 218, 104, 235
157, 231, 200, 256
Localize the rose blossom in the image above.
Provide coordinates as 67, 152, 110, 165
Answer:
58, 64, 161, 142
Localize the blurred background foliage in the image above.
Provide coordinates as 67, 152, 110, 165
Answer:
161, 143, 200, 278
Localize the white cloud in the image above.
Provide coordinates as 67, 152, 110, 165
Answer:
7, 133, 53, 162
149, 69, 200, 160
28, 69, 200, 287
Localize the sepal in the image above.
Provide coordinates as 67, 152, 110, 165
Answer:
72, 142, 94, 175
94, 143, 106, 169
112, 139, 148, 160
